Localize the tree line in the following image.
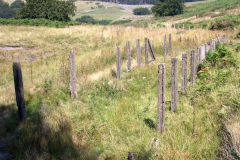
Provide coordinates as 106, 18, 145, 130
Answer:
82, 0, 204, 5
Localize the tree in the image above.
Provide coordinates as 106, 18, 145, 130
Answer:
152, 0, 184, 17
17, 0, 76, 21
10, 0, 24, 9
0, 0, 16, 18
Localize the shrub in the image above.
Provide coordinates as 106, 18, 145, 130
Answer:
17, 0, 76, 21
133, 8, 151, 15
152, 0, 184, 17
75, 16, 97, 24
206, 44, 237, 67
209, 19, 234, 30
111, 19, 131, 25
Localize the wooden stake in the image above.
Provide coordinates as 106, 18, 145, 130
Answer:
136, 39, 141, 68
171, 58, 178, 112
182, 54, 188, 93
13, 62, 27, 122
116, 46, 121, 79
157, 63, 166, 133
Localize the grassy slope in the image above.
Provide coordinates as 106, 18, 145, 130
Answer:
73, 1, 129, 21
0, 24, 239, 160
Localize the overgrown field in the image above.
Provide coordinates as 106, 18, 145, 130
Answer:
0, 24, 239, 160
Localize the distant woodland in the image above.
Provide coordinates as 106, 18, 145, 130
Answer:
79, 0, 204, 5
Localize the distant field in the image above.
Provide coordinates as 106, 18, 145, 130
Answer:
73, 1, 129, 20
73, 1, 135, 21
184, 0, 216, 7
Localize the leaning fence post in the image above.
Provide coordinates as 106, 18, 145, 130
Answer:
182, 54, 188, 93
169, 33, 172, 53
136, 39, 141, 68
145, 38, 149, 64
13, 62, 27, 122
126, 41, 131, 71
190, 50, 196, 84
116, 46, 121, 79
171, 58, 178, 112
69, 51, 77, 99
157, 63, 166, 133
164, 34, 167, 56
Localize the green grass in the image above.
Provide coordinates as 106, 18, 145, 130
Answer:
182, 0, 240, 19
0, 18, 81, 27
74, 6, 128, 21
2, 42, 240, 159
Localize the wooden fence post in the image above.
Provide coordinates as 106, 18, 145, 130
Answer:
69, 51, 77, 98
126, 41, 131, 71
116, 46, 121, 79
164, 34, 167, 56
136, 39, 141, 68
182, 54, 188, 93
190, 50, 196, 84
201, 44, 206, 61
196, 47, 200, 65
183, 24, 185, 30
145, 38, 149, 64
157, 63, 166, 133
13, 62, 27, 122
128, 152, 135, 160
171, 58, 178, 112
169, 33, 172, 53
148, 39, 156, 61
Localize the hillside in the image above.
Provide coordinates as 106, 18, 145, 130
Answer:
0, 0, 240, 159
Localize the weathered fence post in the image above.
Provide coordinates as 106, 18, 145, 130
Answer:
13, 62, 27, 122
128, 152, 135, 160
157, 63, 166, 133
190, 50, 196, 84
196, 47, 200, 65
188, 26, 190, 30
136, 39, 141, 68
183, 24, 185, 30
116, 46, 121, 79
148, 39, 156, 61
182, 54, 188, 93
164, 34, 167, 56
201, 44, 206, 61
69, 51, 77, 98
126, 41, 131, 71
171, 58, 178, 112
204, 43, 207, 55
169, 33, 172, 53
145, 38, 149, 64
